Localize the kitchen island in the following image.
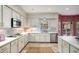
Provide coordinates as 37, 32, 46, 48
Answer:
58, 36, 79, 53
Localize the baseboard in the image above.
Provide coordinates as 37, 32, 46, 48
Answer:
29, 42, 58, 43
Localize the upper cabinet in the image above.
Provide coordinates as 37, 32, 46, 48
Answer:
3, 6, 12, 28
21, 16, 26, 27
12, 11, 20, 19
0, 5, 3, 28
0, 6, 1, 27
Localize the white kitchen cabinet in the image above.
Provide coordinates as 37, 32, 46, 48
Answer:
10, 40, 18, 53
29, 33, 35, 42
0, 43, 10, 53
3, 6, 12, 28
39, 33, 50, 42
0, 5, 2, 27
21, 16, 24, 27
21, 16, 27, 27
62, 40, 69, 53
24, 34, 28, 45
58, 37, 69, 53
29, 33, 50, 42
12, 11, 20, 19
18, 36, 25, 52
58, 37, 63, 53
34, 33, 40, 42
70, 45, 79, 53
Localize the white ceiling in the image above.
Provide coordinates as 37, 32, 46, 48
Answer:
20, 5, 79, 15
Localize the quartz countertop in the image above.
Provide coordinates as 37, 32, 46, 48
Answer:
58, 36, 79, 49
0, 32, 28, 47
25, 28, 58, 33
0, 35, 23, 47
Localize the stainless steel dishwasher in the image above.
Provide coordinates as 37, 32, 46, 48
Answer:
50, 33, 58, 43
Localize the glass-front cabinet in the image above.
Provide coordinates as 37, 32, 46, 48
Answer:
62, 22, 72, 35
76, 21, 79, 36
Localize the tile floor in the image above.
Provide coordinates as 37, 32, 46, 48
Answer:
21, 43, 58, 53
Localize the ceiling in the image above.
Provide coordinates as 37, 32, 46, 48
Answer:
19, 5, 79, 15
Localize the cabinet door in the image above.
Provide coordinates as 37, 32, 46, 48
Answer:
29, 33, 35, 42
11, 40, 18, 53
44, 34, 50, 42
70, 45, 79, 53
12, 11, 20, 19
0, 6, 2, 27
3, 6, 12, 28
62, 40, 69, 53
39, 33, 50, 42
0, 43, 10, 53
21, 16, 26, 27
58, 37, 63, 53
24, 34, 28, 45
18, 36, 25, 52
76, 22, 79, 35
62, 22, 73, 35
34, 33, 40, 42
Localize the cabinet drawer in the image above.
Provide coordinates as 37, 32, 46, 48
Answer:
0, 43, 10, 53
70, 45, 79, 53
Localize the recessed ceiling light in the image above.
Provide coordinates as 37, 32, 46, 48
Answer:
48, 8, 52, 11
32, 8, 34, 11
65, 8, 70, 11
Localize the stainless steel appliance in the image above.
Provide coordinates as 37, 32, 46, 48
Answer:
11, 18, 21, 28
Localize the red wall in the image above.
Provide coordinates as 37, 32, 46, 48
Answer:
59, 15, 79, 36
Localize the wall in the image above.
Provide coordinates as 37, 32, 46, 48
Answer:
59, 15, 79, 35
28, 13, 58, 32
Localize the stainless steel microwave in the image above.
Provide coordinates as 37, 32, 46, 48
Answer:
11, 18, 21, 28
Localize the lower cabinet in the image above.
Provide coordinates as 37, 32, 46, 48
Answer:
18, 36, 25, 52
62, 40, 69, 53
0, 33, 29, 53
0, 43, 10, 53
29, 33, 50, 42
38, 33, 50, 42
24, 34, 28, 45
10, 40, 18, 53
70, 45, 79, 53
58, 37, 63, 53
58, 37, 79, 53
29, 33, 35, 42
